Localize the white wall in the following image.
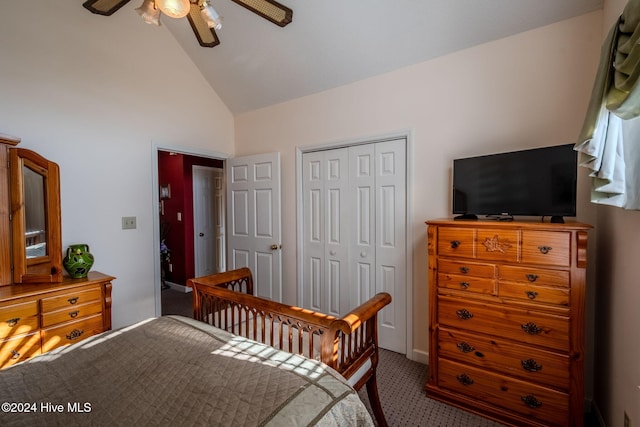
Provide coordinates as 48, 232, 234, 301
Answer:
0, 1, 234, 328
235, 11, 602, 365
592, 2, 640, 426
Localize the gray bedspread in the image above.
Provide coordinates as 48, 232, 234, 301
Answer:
0, 316, 373, 426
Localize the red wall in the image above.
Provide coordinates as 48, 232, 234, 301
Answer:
158, 151, 222, 286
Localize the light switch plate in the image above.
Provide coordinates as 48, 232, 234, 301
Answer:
122, 216, 137, 230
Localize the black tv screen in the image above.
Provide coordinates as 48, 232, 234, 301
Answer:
452, 144, 577, 221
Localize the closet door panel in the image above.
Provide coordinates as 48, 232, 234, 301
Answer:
324, 149, 349, 317
302, 152, 325, 312
375, 139, 407, 353
349, 144, 376, 307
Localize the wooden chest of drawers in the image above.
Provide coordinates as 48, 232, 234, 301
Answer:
425, 220, 591, 427
0, 271, 114, 368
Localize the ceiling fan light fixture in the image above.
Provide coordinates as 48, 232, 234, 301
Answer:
136, 0, 162, 25
200, 2, 223, 30
156, 0, 191, 19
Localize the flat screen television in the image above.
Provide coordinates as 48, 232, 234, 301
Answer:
452, 143, 577, 223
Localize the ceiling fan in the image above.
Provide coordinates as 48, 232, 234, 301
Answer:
82, 0, 293, 48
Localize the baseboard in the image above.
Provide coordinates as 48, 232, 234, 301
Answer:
411, 349, 428, 365
165, 281, 192, 293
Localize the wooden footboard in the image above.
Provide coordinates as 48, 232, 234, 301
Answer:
187, 268, 391, 427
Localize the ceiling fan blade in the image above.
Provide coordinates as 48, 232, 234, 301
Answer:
186, 4, 221, 48
83, 0, 132, 16
229, 0, 292, 27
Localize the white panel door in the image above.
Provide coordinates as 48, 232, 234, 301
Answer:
227, 153, 282, 301
374, 139, 406, 353
193, 166, 222, 278
212, 168, 225, 273
302, 149, 349, 317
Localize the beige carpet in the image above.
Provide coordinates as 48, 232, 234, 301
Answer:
357, 349, 501, 427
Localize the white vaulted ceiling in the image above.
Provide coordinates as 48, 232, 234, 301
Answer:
124, 0, 604, 114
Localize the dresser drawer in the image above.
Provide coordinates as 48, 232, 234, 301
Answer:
476, 229, 519, 262
499, 282, 570, 308
41, 300, 103, 328
499, 265, 570, 287
438, 228, 475, 258
0, 301, 39, 338
438, 259, 496, 277
438, 359, 569, 426
41, 287, 102, 313
438, 327, 570, 390
521, 231, 570, 266
42, 314, 104, 353
438, 274, 496, 295
438, 296, 570, 351
0, 332, 41, 368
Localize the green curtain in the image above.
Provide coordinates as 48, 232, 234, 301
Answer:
575, 0, 640, 209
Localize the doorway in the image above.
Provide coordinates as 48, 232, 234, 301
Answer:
155, 149, 225, 317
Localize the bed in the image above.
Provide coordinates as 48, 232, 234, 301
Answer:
0, 268, 391, 427
188, 268, 391, 427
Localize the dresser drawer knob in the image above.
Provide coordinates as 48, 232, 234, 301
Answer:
66, 329, 85, 341
521, 358, 543, 372
456, 342, 475, 353
525, 291, 538, 300
521, 322, 543, 335
10, 350, 20, 360
450, 240, 461, 249
460, 282, 470, 289
455, 309, 474, 320
456, 373, 474, 386
68, 297, 79, 305
537, 246, 552, 254
521, 394, 542, 408
6, 317, 20, 327
459, 267, 469, 274
526, 274, 538, 282
69, 310, 80, 319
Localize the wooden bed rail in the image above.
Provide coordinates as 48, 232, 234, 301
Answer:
187, 268, 391, 427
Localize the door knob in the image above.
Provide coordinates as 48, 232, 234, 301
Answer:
199, 233, 204, 237
270, 244, 281, 250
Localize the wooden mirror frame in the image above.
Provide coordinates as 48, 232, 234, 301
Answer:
10, 148, 62, 283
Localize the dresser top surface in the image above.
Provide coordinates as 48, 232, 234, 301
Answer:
0, 271, 115, 301
426, 218, 592, 231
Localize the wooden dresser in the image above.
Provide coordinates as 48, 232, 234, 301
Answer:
0, 134, 115, 369
425, 219, 591, 427
0, 272, 114, 368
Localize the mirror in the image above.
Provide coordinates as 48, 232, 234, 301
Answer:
23, 165, 47, 259
10, 148, 62, 283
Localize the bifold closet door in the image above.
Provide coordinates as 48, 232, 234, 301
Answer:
301, 139, 406, 353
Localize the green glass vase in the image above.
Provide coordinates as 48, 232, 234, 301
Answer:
63, 244, 95, 279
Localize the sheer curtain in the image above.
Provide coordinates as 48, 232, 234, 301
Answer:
575, 0, 640, 209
